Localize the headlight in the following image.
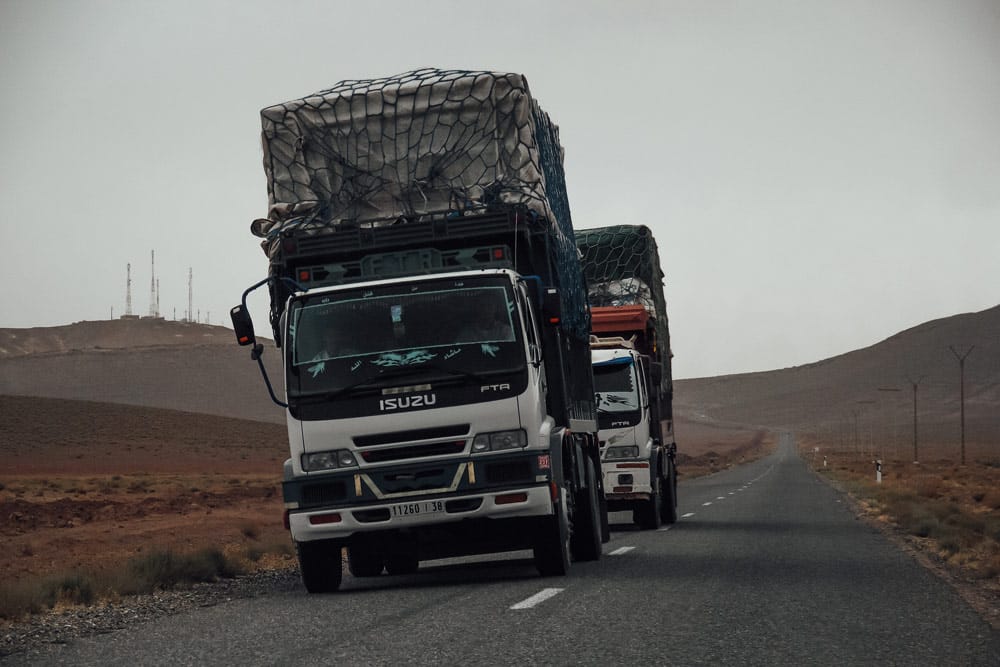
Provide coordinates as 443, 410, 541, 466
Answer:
604, 445, 639, 460
302, 449, 358, 471
472, 429, 527, 453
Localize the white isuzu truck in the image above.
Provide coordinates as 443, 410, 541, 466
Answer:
230, 69, 606, 592
577, 225, 678, 530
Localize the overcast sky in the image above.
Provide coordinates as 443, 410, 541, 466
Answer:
1, 0, 998, 379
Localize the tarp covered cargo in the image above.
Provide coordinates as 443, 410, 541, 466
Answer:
576, 224, 672, 380
254, 68, 571, 241
251, 68, 586, 339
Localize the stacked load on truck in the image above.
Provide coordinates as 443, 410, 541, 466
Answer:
251, 68, 588, 342
575, 224, 673, 412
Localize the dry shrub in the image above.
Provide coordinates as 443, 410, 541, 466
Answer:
982, 488, 1000, 511
239, 521, 261, 540
117, 548, 243, 595
978, 552, 1000, 580
0, 572, 97, 620
914, 475, 945, 499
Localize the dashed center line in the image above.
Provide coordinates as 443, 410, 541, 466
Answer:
702, 501, 713, 506
657, 524, 673, 532
510, 587, 564, 610
681, 512, 695, 518
610, 546, 635, 556
716, 496, 725, 500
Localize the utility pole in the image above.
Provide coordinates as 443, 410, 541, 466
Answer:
857, 400, 875, 456
125, 263, 133, 316
949, 345, 975, 465
149, 250, 156, 317
907, 376, 926, 464
877, 387, 901, 460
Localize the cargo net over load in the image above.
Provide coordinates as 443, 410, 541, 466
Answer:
576, 225, 673, 387
251, 68, 588, 340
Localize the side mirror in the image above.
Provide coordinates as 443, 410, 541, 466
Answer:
230, 305, 256, 346
542, 287, 562, 326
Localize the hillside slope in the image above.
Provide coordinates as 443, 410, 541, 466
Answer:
0, 319, 285, 424
676, 304, 1000, 457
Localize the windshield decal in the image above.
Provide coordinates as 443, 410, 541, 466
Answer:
350, 360, 363, 372
444, 348, 461, 360
307, 361, 326, 378
480, 343, 500, 358
372, 349, 437, 367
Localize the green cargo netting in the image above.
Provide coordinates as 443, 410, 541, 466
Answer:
251, 68, 588, 340
576, 224, 671, 359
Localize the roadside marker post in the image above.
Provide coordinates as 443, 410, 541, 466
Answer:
875, 459, 882, 484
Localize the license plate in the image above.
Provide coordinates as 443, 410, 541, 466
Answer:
389, 499, 445, 519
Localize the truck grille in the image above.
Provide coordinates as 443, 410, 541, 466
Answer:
354, 424, 469, 447
301, 481, 348, 505
360, 441, 466, 463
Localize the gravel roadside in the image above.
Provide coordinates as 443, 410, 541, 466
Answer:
1, 567, 302, 662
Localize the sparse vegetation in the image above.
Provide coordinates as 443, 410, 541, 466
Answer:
0, 548, 247, 620
808, 445, 1000, 606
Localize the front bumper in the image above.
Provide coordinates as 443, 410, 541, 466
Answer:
602, 461, 653, 499
283, 451, 554, 542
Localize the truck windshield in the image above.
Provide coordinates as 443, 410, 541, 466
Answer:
594, 359, 639, 413
286, 276, 525, 396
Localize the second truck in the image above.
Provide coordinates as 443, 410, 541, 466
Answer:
230, 68, 606, 591
577, 225, 678, 529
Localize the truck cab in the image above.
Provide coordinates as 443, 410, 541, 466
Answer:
592, 337, 675, 528
281, 269, 557, 547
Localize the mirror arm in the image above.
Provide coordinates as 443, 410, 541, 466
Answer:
251, 343, 288, 408
235, 276, 304, 409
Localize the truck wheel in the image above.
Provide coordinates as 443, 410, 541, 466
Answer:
661, 458, 678, 525
533, 491, 571, 576
296, 540, 343, 593
599, 494, 611, 543
347, 543, 385, 577
635, 467, 662, 530
570, 458, 602, 561
385, 552, 419, 576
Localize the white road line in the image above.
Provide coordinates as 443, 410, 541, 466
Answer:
716, 496, 726, 500
728, 492, 735, 495
657, 524, 673, 532
610, 546, 635, 556
702, 501, 713, 506
510, 588, 565, 610
681, 512, 695, 518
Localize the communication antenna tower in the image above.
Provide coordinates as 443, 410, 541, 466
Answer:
156, 278, 161, 318
149, 250, 156, 317
187, 268, 193, 322
125, 263, 133, 316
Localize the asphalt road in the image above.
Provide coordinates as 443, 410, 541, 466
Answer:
13, 434, 1000, 665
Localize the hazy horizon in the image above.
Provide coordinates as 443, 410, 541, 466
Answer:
2, 1, 998, 379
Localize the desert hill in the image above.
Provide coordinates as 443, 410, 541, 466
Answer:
675, 304, 1000, 459
0, 319, 285, 424
0, 318, 234, 358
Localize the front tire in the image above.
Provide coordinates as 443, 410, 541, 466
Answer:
661, 457, 678, 524
570, 458, 602, 561
635, 464, 662, 530
534, 491, 571, 576
297, 540, 343, 593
